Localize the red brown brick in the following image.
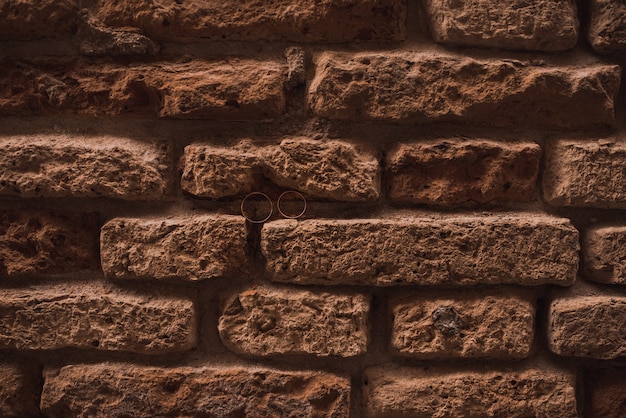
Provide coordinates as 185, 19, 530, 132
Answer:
0, 58, 285, 120
0, 135, 172, 200
101, 215, 248, 281
583, 226, 626, 284
261, 214, 579, 286
41, 363, 350, 417
219, 286, 369, 357
548, 295, 626, 359
0, 0, 78, 40
0, 211, 98, 277
182, 138, 380, 201
308, 52, 619, 129
390, 291, 534, 359
363, 366, 577, 417
586, 368, 626, 418
386, 140, 540, 206
588, 0, 626, 53
0, 361, 41, 417
95, 0, 406, 42
423, 0, 578, 51
0, 283, 196, 353
543, 139, 626, 208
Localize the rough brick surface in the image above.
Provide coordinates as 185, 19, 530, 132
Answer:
583, 226, 626, 284
261, 214, 579, 286
308, 52, 620, 129
77, 11, 161, 57
548, 296, 626, 359
182, 138, 380, 201
423, 0, 578, 51
0, 0, 78, 40
41, 364, 350, 417
219, 287, 369, 357
0, 283, 196, 353
386, 140, 540, 206
0, 211, 98, 277
0, 58, 285, 119
363, 367, 577, 418
0, 362, 41, 417
390, 291, 534, 359
586, 369, 626, 418
0, 135, 171, 200
101, 215, 248, 281
95, 0, 406, 42
543, 139, 626, 208
588, 0, 626, 53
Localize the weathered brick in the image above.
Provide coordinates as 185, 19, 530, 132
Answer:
548, 295, 626, 359
308, 52, 620, 129
588, 0, 626, 53
0, 135, 171, 200
261, 214, 579, 286
543, 139, 626, 208
0, 283, 196, 353
0, 211, 98, 277
41, 363, 350, 417
586, 369, 626, 418
583, 226, 626, 284
219, 286, 369, 357
363, 366, 577, 418
101, 215, 248, 281
0, 58, 285, 119
182, 138, 380, 201
390, 291, 534, 359
0, 0, 78, 40
95, 0, 406, 42
0, 362, 41, 417
423, 0, 578, 51
77, 11, 161, 57
386, 140, 540, 206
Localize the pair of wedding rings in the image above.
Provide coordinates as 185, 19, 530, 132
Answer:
240, 191, 307, 223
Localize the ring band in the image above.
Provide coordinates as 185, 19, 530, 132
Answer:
277, 191, 307, 219
241, 192, 273, 223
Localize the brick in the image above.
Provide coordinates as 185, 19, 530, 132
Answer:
0, 135, 171, 200
423, 0, 578, 51
583, 226, 626, 284
548, 295, 626, 359
308, 52, 619, 130
101, 215, 248, 281
0, 211, 98, 277
543, 139, 626, 208
77, 11, 160, 57
0, 283, 196, 353
588, 0, 626, 53
363, 366, 577, 418
0, 58, 285, 120
182, 138, 380, 201
586, 369, 626, 418
219, 286, 369, 357
95, 0, 406, 42
41, 363, 350, 417
0, 362, 41, 417
390, 291, 534, 359
386, 140, 540, 206
261, 214, 579, 286
0, 0, 78, 40
182, 143, 260, 198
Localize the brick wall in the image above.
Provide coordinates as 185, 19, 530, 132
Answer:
0, 1, 625, 416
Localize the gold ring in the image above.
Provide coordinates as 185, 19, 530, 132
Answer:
277, 191, 307, 219
241, 192, 273, 223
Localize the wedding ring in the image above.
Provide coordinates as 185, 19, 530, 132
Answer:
277, 191, 307, 219
241, 192, 273, 223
